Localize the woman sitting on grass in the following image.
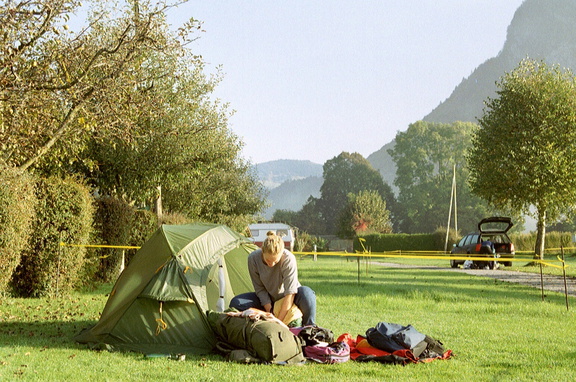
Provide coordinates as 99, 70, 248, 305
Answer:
230, 231, 316, 326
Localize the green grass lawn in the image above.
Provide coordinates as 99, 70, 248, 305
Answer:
1, 257, 575, 381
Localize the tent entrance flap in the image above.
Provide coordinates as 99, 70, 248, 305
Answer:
140, 259, 193, 301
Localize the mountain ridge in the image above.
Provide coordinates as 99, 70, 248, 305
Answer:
255, 0, 576, 219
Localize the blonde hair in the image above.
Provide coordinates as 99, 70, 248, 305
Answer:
262, 231, 284, 257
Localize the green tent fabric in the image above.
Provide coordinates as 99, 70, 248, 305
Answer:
75, 223, 256, 355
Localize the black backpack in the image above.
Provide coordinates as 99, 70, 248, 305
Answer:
296, 325, 334, 346
366, 322, 446, 359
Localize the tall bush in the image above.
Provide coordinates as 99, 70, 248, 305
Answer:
159, 211, 190, 226
294, 231, 328, 252
93, 197, 134, 282
0, 165, 36, 293
124, 209, 158, 264
11, 177, 94, 297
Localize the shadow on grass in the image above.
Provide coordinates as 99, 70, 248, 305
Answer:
0, 320, 97, 350
0, 319, 229, 361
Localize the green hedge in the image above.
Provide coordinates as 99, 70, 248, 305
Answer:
354, 230, 576, 255
11, 177, 94, 297
510, 231, 575, 253
159, 211, 190, 225
0, 165, 37, 293
354, 233, 436, 252
352, 228, 460, 252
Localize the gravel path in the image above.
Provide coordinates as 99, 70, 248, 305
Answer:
372, 262, 576, 297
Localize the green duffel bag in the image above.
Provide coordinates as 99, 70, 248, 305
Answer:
211, 313, 306, 365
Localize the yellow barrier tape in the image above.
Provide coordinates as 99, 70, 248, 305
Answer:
60, 242, 141, 250
293, 251, 568, 268
516, 247, 576, 254
539, 261, 567, 269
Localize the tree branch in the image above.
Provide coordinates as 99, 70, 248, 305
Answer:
19, 86, 95, 171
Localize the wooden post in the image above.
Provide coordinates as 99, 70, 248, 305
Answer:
155, 185, 163, 226
357, 256, 360, 285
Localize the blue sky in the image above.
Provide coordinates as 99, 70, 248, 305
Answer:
166, 1, 525, 165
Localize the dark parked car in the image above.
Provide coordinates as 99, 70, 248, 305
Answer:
450, 217, 515, 269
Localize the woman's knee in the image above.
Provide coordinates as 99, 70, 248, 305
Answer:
229, 292, 260, 311
298, 286, 315, 299
295, 286, 316, 306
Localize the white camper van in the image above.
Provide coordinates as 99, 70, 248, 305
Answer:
248, 223, 295, 251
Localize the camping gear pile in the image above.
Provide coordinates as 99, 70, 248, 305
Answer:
208, 312, 350, 365
209, 312, 450, 365
75, 223, 452, 365
338, 322, 452, 365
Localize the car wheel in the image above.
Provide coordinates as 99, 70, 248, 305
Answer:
450, 259, 458, 268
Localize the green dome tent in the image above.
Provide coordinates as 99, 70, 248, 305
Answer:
75, 223, 255, 354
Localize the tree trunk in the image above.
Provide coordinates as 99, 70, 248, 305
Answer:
534, 209, 546, 260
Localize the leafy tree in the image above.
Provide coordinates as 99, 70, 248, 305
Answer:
469, 59, 576, 259
1, 1, 267, 224
83, 60, 266, 225
389, 120, 501, 234
547, 207, 576, 232
272, 209, 299, 225
1, 0, 185, 171
337, 190, 392, 238
292, 196, 327, 235
302, 152, 396, 235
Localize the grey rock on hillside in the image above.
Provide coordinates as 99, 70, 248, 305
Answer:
423, 0, 576, 124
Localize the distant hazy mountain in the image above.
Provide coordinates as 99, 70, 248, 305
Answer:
366, 140, 396, 193
254, 159, 322, 189
263, 176, 323, 219
258, 0, 576, 221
